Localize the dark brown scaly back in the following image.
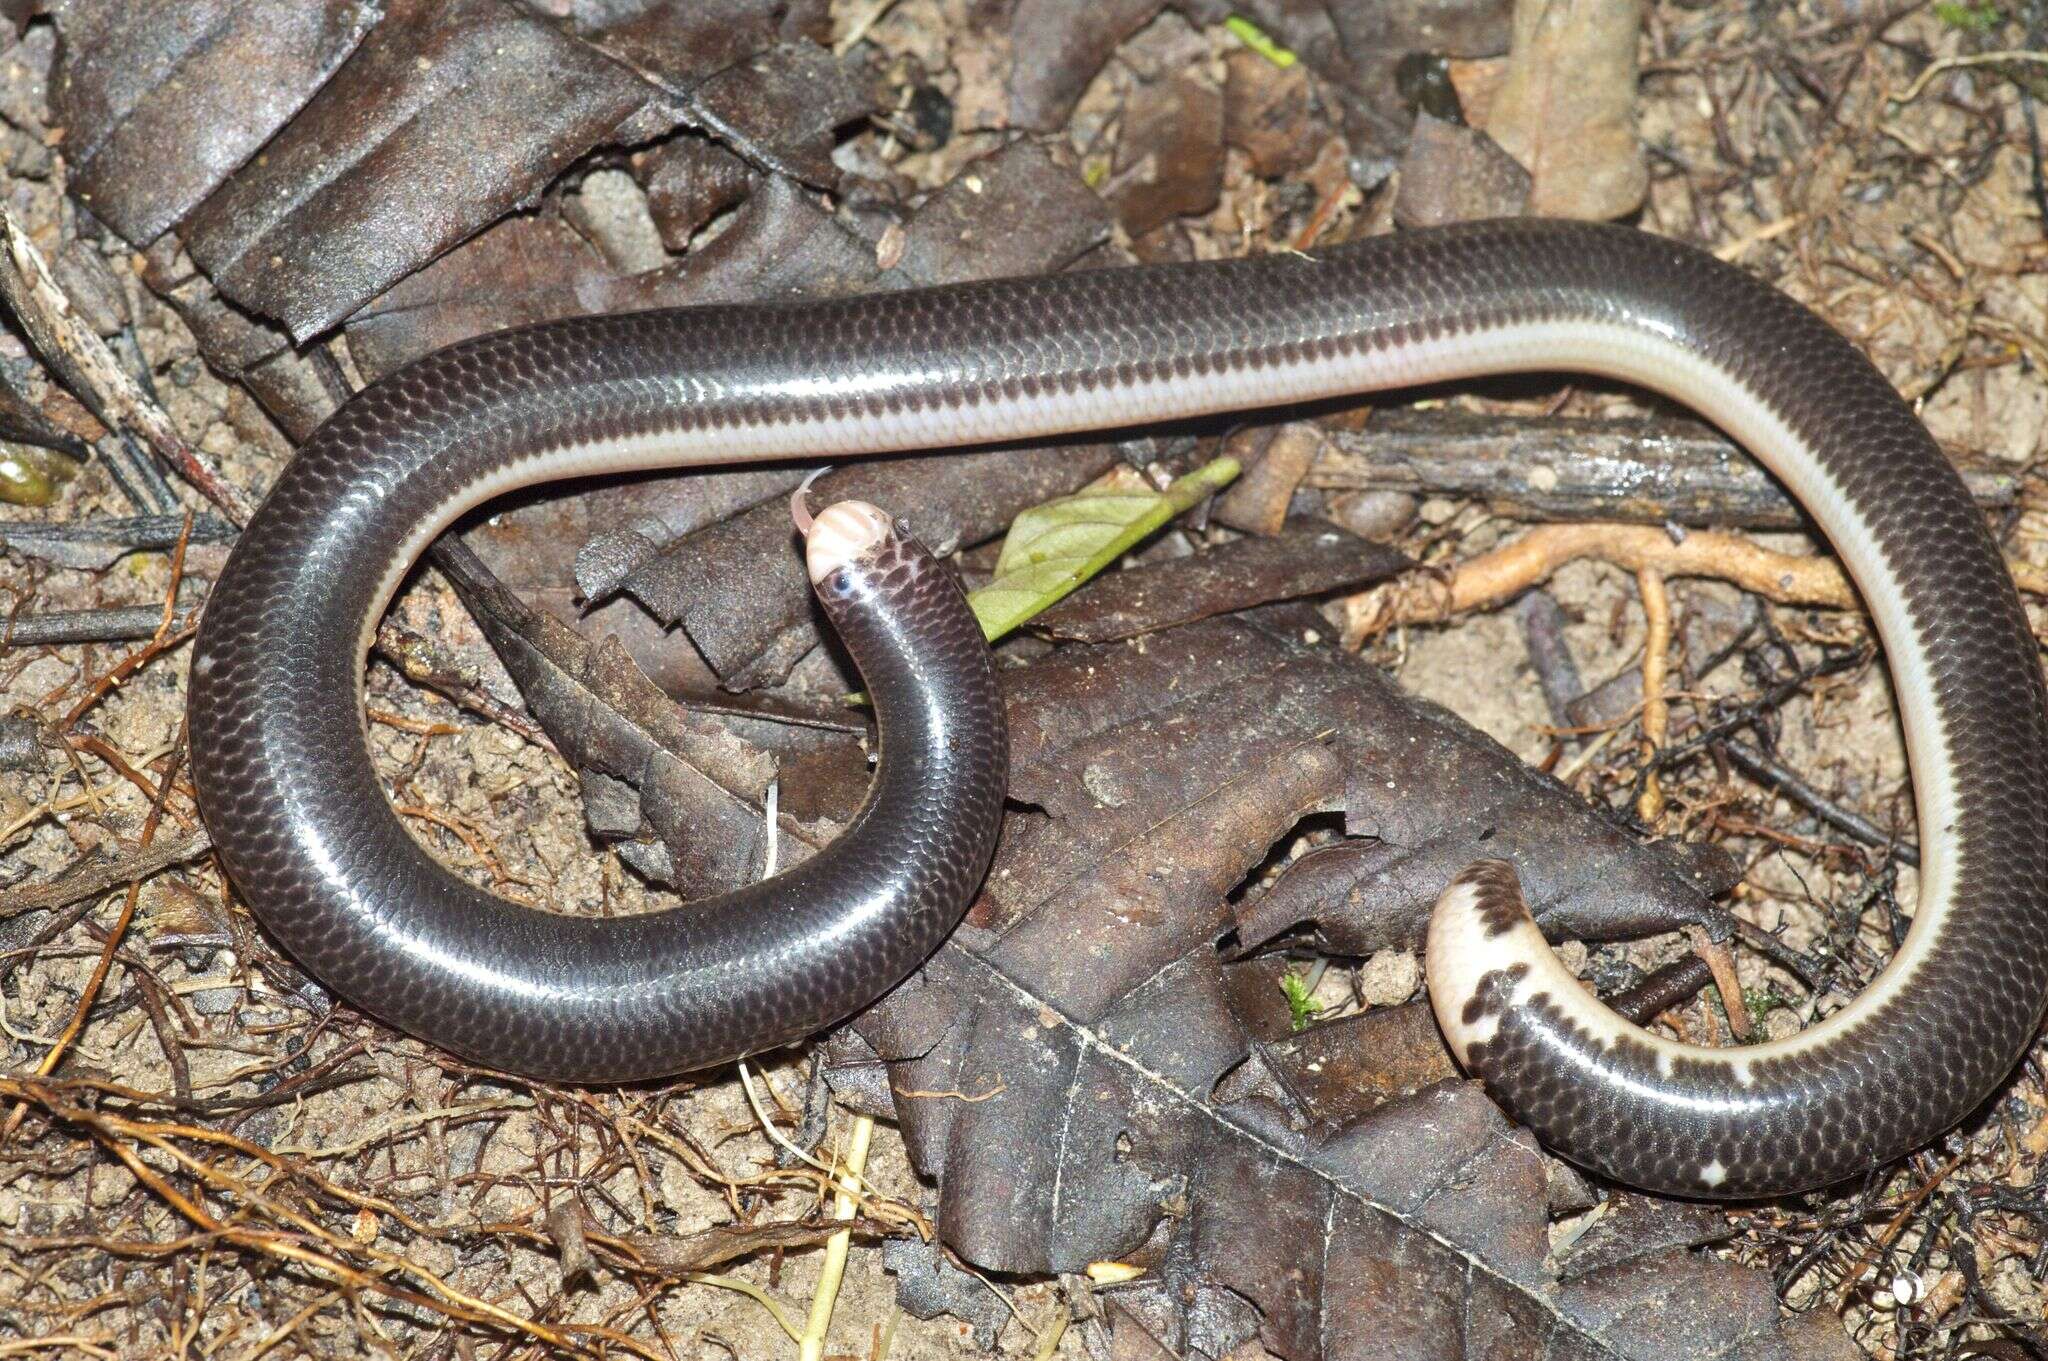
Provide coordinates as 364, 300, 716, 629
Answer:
192, 490, 1004, 1079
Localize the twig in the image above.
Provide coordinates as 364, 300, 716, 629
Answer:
737, 1061, 889, 1199
155, 510, 194, 642
391, 804, 544, 895
2023, 2, 2048, 236
1607, 955, 1715, 1025
0, 1077, 669, 1358
245, 1289, 346, 1361
1720, 740, 1918, 867
1, 606, 194, 648
90, 436, 175, 517
1712, 213, 1805, 262
0, 829, 211, 919
1308, 409, 2015, 529
0, 206, 252, 523
373, 621, 554, 749
1733, 921, 1842, 1001
0, 1338, 114, 1359
63, 734, 187, 827
539, 1086, 929, 1240
1897, 50, 2048, 103
684, 1274, 806, 1342
59, 621, 199, 731
1833, 1152, 1967, 1309
1514, 590, 1584, 728
3, 726, 185, 1139
270, 1099, 535, 1161
1553, 718, 1633, 785
834, 0, 903, 53
0, 773, 131, 845
1648, 643, 1872, 773
0, 513, 236, 571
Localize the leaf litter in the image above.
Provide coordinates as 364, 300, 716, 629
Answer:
1, 1, 2046, 1359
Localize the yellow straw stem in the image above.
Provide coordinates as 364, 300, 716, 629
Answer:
799, 1115, 875, 1361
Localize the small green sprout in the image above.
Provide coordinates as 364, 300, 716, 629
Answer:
1741, 985, 1795, 1036
1225, 15, 1297, 68
1933, 1, 2004, 31
1280, 967, 1324, 1032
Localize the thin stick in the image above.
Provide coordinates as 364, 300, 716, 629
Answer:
0, 829, 210, 918
59, 621, 199, 731
1720, 740, 1917, 866
155, 509, 195, 642
0, 1337, 116, 1359
0, 207, 252, 522
2, 725, 181, 1138
1898, 50, 2048, 103
31, 885, 139, 1079
1712, 213, 1804, 262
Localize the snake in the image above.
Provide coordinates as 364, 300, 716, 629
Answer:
187, 218, 2048, 1198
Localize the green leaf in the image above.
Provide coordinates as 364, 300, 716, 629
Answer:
966, 458, 1240, 642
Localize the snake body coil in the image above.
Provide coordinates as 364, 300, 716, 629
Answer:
189, 220, 2048, 1197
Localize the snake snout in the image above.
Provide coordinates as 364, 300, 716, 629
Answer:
804, 500, 895, 583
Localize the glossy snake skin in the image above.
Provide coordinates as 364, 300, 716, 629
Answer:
188, 220, 2048, 1195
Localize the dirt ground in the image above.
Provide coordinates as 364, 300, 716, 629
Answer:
2, 1, 2047, 1359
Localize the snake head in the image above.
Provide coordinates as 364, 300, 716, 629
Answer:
799, 499, 895, 584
